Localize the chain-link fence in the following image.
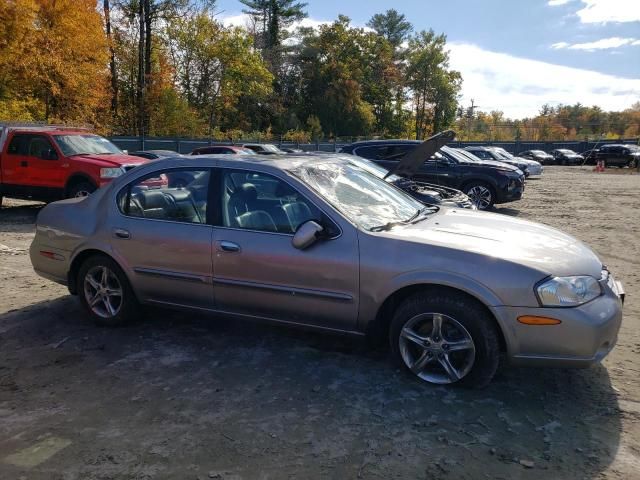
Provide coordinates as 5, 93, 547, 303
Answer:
109, 135, 640, 155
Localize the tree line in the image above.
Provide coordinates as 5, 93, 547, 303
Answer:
0, 0, 638, 142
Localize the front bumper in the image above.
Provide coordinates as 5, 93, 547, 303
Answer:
493, 283, 623, 367
495, 176, 525, 204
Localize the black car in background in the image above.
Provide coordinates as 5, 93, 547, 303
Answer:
519, 149, 554, 164
341, 134, 525, 210
191, 145, 254, 155
551, 149, 584, 165
596, 144, 639, 168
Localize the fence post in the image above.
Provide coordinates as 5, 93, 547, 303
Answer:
176, 138, 180, 154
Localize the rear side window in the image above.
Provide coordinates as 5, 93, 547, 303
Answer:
118, 169, 210, 224
7, 134, 28, 155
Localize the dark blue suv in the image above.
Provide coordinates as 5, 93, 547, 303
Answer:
340, 139, 525, 210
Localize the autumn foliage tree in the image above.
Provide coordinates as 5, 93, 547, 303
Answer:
0, 0, 109, 125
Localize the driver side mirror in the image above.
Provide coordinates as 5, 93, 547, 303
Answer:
41, 148, 58, 160
292, 220, 324, 250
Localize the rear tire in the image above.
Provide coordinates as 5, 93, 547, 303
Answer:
67, 181, 96, 199
77, 255, 139, 327
390, 291, 500, 388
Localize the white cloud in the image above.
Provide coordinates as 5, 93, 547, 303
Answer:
447, 42, 640, 118
548, 0, 572, 6
551, 37, 640, 50
576, 0, 640, 23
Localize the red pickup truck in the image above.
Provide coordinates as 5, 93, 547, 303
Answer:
0, 124, 152, 206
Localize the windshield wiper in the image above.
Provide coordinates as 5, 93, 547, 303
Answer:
369, 206, 439, 232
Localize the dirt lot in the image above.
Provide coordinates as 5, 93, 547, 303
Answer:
1, 166, 639, 480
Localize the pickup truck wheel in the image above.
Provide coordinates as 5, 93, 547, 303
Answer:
463, 182, 495, 210
67, 181, 96, 199
78, 255, 139, 327
390, 292, 500, 388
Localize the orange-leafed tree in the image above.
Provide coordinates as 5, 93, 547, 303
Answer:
0, 0, 110, 126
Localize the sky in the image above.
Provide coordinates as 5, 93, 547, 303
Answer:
213, 0, 640, 119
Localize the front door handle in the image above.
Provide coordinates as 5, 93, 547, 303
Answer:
114, 228, 130, 239
20, 160, 28, 167
219, 240, 240, 252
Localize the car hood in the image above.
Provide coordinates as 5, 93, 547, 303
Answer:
462, 159, 521, 172
387, 130, 455, 178
381, 208, 602, 278
72, 153, 149, 167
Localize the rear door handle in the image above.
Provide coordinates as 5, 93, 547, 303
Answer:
20, 161, 28, 167
113, 228, 130, 239
219, 240, 240, 252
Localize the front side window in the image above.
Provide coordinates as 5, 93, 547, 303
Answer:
28, 136, 55, 159
118, 169, 210, 224
54, 134, 122, 156
291, 161, 424, 231
221, 170, 320, 234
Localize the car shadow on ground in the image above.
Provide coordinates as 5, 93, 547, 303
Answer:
492, 206, 521, 217
0, 295, 622, 478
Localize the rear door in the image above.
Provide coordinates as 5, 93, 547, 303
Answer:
1, 133, 30, 186
111, 168, 214, 309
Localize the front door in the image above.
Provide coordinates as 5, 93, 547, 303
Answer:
111, 168, 214, 309
24, 135, 66, 189
212, 168, 360, 332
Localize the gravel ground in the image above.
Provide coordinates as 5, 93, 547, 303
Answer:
0, 166, 639, 480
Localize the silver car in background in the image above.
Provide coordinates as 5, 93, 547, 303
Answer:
30, 154, 623, 387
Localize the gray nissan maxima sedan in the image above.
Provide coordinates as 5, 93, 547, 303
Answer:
30, 154, 624, 387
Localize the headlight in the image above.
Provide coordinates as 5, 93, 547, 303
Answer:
536, 276, 602, 307
100, 167, 124, 179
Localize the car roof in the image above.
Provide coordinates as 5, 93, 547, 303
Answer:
124, 153, 331, 173
347, 139, 422, 147
135, 149, 179, 155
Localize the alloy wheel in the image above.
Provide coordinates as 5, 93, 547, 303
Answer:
466, 186, 492, 210
399, 313, 476, 384
83, 266, 123, 318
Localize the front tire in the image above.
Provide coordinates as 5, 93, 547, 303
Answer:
463, 182, 495, 210
390, 291, 500, 388
77, 255, 139, 326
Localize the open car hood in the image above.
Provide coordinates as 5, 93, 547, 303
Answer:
384, 130, 455, 179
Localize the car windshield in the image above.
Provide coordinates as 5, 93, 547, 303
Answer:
260, 144, 282, 153
558, 149, 576, 154
54, 134, 122, 156
291, 161, 425, 231
446, 147, 482, 163
531, 150, 546, 155
626, 145, 640, 152
492, 148, 514, 159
